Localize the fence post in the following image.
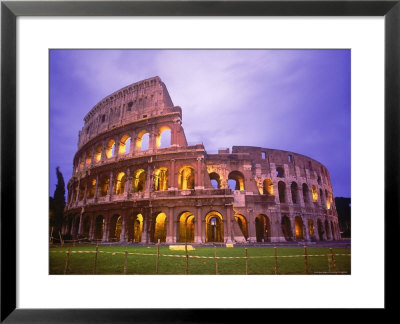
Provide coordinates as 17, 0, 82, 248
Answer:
124, 250, 128, 274
274, 247, 278, 274
59, 231, 64, 247
156, 239, 160, 274
93, 244, 98, 274
304, 246, 309, 274
214, 245, 218, 275
185, 241, 189, 275
245, 248, 248, 275
329, 248, 336, 272
63, 248, 70, 275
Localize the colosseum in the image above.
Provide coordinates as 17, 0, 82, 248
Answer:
62, 76, 341, 244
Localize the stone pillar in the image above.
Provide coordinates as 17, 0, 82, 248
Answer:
247, 211, 256, 243
129, 132, 136, 156
83, 179, 88, 204
225, 205, 233, 243
101, 143, 106, 161
326, 220, 332, 240
78, 210, 84, 235
166, 207, 174, 243
74, 177, 81, 205
195, 206, 202, 243
120, 214, 127, 243
89, 215, 95, 240
102, 216, 109, 242
114, 138, 120, 159
270, 212, 285, 242
108, 171, 114, 201
91, 148, 95, 166
141, 211, 149, 243
94, 174, 99, 202
304, 218, 310, 241
291, 217, 297, 241
170, 159, 175, 189
149, 128, 156, 152
298, 187, 305, 207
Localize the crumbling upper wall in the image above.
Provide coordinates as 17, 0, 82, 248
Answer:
78, 76, 178, 149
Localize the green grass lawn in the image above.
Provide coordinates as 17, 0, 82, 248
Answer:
49, 245, 350, 275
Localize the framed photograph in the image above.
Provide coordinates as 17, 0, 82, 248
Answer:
2, 0, 398, 321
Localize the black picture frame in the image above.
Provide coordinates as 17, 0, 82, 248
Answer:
1, 0, 398, 322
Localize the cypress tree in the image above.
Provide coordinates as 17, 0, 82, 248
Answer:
51, 167, 66, 234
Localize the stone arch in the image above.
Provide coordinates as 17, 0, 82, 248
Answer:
153, 212, 167, 243
132, 169, 146, 193
317, 219, 324, 241
153, 167, 168, 191
234, 214, 249, 240
325, 220, 331, 240
205, 211, 224, 242
99, 175, 110, 197
82, 215, 91, 238
209, 172, 221, 189
114, 172, 126, 195
109, 214, 122, 242
94, 145, 102, 163
263, 178, 273, 195
85, 149, 92, 166
278, 181, 286, 203
319, 189, 324, 205
178, 211, 195, 242
312, 185, 318, 202
94, 215, 104, 240
78, 182, 85, 201
291, 182, 299, 204
302, 183, 310, 204
294, 216, 304, 240
119, 134, 132, 155
156, 125, 171, 149
87, 178, 96, 199
228, 171, 245, 191
178, 165, 195, 190
105, 139, 116, 158
136, 130, 150, 152
281, 215, 292, 241
255, 214, 271, 242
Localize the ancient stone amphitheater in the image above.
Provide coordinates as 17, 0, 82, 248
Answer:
63, 76, 341, 244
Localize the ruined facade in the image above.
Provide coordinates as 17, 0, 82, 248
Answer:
63, 76, 341, 243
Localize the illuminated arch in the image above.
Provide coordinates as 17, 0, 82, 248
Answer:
153, 167, 168, 191
205, 211, 224, 242
308, 219, 315, 239
178, 165, 195, 190
136, 130, 150, 152
312, 185, 318, 202
132, 169, 146, 193
109, 214, 122, 241
255, 214, 271, 242
87, 178, 96, 199
228, 171, 245, 191
94, 145, 102, 163
153, 212, 167, 243
179, 212, 195, 243
294, 216, 304, 240
234, 214, 248, 240
278, 181, 286, 203
302, 184, 310, 204
99, 175, 109, 197
119, 134, 132, 155
209, 172, 221, 189
114, 172, 126, 195
85, 150, 92, 166
281, 215, 292, 241
317, 219, 324, 241
263, 178, 273, 195
291, 182, 298, 204
156, 126, 171, 149
105, 139, 116, 158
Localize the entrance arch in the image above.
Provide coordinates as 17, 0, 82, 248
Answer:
281, 215, 292, 241
317, 219, 324, 241
109, 214, 122, 242
179, 212, 195, 242
294, 216, 304, 240
205, 211, 224, 242
153, 212, 167, 243
308, 219, 315, 240
255, 214, 271, 242
94, 215, 104, 240
234, 214, 249, 240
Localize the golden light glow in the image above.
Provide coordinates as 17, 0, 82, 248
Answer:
178, 166, 195, 190
154, 167, 168, 191
228, 171, 245, 191
312, 185, 318, 202
156, 126, 171, 149
263, 178, 273, 195
179, 212, 195, 242
94, 145, 102, 163
234, 214, 248, 239
133, 214, 143, 242
115, 216, 122, 240
136, 130, 149, 152
85, 150, 92, 165
154, 212, 167, 243
100, 177, 109, 196
105, 139, 115, 158
114, 172, 126, 195
119, 134, 131, 154
87, 178, 96, 198
132, 169, 146, 192
205, 211, 223, 242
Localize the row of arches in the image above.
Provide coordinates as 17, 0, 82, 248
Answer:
75, 126, 172, 173
69, 211, 339, 243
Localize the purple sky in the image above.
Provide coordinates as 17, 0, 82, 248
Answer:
50, 49, 350, 198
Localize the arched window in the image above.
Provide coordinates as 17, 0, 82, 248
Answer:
312, 185, 318, 202
132, 169, 146, 192
302, 183, 310, 204
94, 145, 102, 163
205, 211, 224, 242
87, 178, 96, 199
85, 150, 92, 166
234, 214, 249, 240
209, 172, 221, 189
178, 165, 195, 190
105, 139, 116, 158
319, 189, 324, 204
136, 130, 150, 151
114, 172, 126, 195
255, 214, 271, 242
119, 134, 132, 155
95, 215, 104, 240
153, 167, 168, 191
281, 215, 292, 241
278, 181, 286, 203
153, 212, 167, 243
179, 212, 195, 243
263, 178, 273, 195
228, 171, 245, 191
157, 126, 171, 148
99, 176, 110, 197
294, 216, 304, 240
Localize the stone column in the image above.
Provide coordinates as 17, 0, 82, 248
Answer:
120, 214, 127, 243
291, 217, 297, 241
101, 143, 106, 161
74, 177, 81, 205
90, 148, 95, 166
114, 138, 119, 159
166, 207, 174, 243
225, 204, 233, 243
108, 171, 114, 201
89, 215, 95, 241
78, 210, 84, 235
149, 128, 156, 152
94, 174, 99, 202
247, 211, 256, 243
170, 159, 175, 189
102, 216, 109, 242
194, 207, 201, 243
83, 179, 88, 204
129, 132, 136, 156
270, 212, 285, 242
141, 211, 149, 243
326, 220, 332, 240
304, 218, 310, 241
298, 187, 305, 207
